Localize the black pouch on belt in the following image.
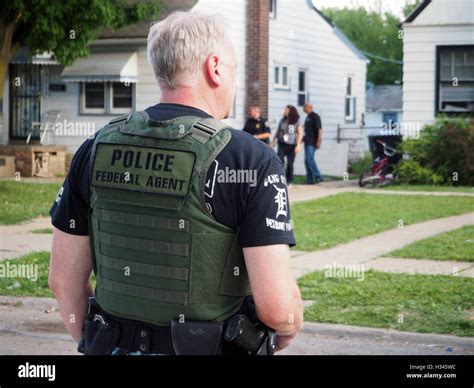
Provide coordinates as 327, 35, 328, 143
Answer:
170, 320, 224, 355
83, 314, 120, 355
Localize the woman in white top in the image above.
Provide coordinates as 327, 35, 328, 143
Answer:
271, 105, 303, 185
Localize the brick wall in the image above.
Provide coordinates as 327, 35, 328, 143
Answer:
245, 0, 269, 119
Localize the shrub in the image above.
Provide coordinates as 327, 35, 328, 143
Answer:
396, 160, 443, 184
396, 116, 474, 185
349, 152, 372, 175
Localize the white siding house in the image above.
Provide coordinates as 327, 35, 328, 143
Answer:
1, 0, 196, 152
402, 0, 474, 126
192, 0, 248, 131
267, 0, 368, 175
195, 0, 368, 176
1, 0, 367, 178
365, 85, 403, 150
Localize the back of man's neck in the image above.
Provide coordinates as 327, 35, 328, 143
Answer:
161, 88, 215, 118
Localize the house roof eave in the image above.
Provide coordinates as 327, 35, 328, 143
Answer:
307, 0, 369, 62
402, 0, 432, 25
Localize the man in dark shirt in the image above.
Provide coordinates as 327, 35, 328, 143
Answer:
50, 103, 294, 248
242, 106, 271, 144
303, 103, 323, 184
48, 11, 303, 355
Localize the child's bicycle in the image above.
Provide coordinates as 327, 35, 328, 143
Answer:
359, 139, 399, 187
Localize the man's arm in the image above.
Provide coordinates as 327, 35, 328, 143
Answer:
295, 124, 303, 154
255, 132, 271, 141
271, 120, 282, 146
49, 227, 94, 342
243, 244, 303, 351
255, 119, 272, 141
315, 115, 323, 149
316, 128, 323, 149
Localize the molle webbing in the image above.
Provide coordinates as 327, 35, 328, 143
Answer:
90, 112, 251, 326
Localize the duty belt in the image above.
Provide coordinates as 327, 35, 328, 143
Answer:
79, 298, 277, 356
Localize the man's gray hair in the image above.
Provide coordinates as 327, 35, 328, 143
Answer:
147, 11, 231, 89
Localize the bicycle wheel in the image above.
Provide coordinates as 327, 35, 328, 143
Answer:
359, 168, 373, 187
359, 168, 383, 187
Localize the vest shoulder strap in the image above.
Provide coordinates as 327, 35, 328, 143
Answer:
100, 111, 231, 143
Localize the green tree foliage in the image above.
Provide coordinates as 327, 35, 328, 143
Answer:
321, 5, 414, 85
402, 0, 423, 18
0, 0, 161, 103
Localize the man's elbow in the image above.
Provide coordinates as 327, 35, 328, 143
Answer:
48, 263, 70, 296
257, 291, 304, 334
48, 271, 64, 295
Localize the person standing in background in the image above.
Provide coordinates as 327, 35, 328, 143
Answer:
303, 103, 323, 184
271, 105, 303, 185
243, 106, 271, 144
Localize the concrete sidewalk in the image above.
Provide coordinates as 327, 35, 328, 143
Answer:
291, 212, 474, 279
287, 180, 474, 203
281, 322, 474, 355
0, 218, 52, 260
0, 296, 76, 355
365, 257, 474, 277
360, 188, 474, 198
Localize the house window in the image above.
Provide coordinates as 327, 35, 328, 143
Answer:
346, 76, 352, 96
110, 82, 133, 114
437, 45, 474, 113
81, 81, 134, 114
84, 83, 106, 113
269, 0, 276, 19
297, 70, 308, 106
274, 65, 289, 89
382, 112, 398, 128
344, 76, 356, 122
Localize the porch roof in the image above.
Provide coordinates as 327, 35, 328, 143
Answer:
61, 51, 138, 83
11, 49, 59, 65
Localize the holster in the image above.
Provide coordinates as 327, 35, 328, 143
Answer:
78, 298, 119, 355
83, 316, 120, 355
78, 299, 274, 356
224, 314, 277, 355
170, 320, 224, 355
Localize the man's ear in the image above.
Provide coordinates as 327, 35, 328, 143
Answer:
204, 54, 222, 87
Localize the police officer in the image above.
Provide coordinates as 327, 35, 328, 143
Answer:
49, 11, 303, 356
243, 106, 271, 144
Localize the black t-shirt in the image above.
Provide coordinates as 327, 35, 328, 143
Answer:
303, 111, 322, 146
242, 117, 271, 144
50, 103, 295, 248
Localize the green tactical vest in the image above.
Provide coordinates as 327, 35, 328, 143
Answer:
89, 111, 252, 326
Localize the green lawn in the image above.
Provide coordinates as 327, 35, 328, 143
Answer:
385, 225, 474, 262
291, 192, 474, 251
0, 181, 61, 224
380, 184, 474, 193
30, 228, 54, 234
292, 175, 343, 184
299, 270, 474, 337
0, 251, 95, 297
0, 252, 52, 297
